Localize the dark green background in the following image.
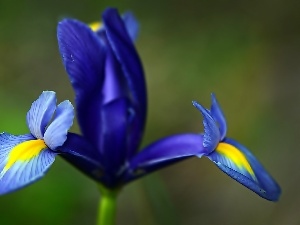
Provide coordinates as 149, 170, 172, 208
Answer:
0, 0, 298, 224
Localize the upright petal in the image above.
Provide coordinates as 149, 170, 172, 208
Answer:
102, 44, 129, 104
0, 133, 56, 195
57, 19, 106, 145
192, 101, 220, 153
210, 93, 227, 140
93, 11, 139, 42
26, 91, 56, 139
44, 100, 74, 150
207, 138, 281, 201
122, 11, 139, 42
102, 8, 147, 127
100, 98, 129, 174
125, 134, 204, 182
101, 44, 143, 158
126, 105, 144, 158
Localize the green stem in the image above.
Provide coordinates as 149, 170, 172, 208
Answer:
97, 185, 119, 225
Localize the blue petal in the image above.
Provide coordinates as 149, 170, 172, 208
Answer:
210, 93, 227, 140
122, 11, 139, 41
192, 101, 220, 153
59, 133, 104, 182
102, 44, 130, 104
125, 134, 204, 182
126, 105, 144, 158
44, 100, 74, 150
102, 8, 147, 128
207, 138, 281, 201
0, 133, 56, 195
57, 19, 106, 146
102, 45, 143, 158
26, 91, 56, 139
100, 98, 129, 174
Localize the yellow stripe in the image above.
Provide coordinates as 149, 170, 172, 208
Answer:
216, 142, 256, 180
89, 22, 102, 32
2, 139, 47, 173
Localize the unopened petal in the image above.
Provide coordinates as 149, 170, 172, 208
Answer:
57, 19, 106, 145
102, 8, 147, 127
100, 98, 129, 173
102, 45, 129, 104
122, 11, 139, 41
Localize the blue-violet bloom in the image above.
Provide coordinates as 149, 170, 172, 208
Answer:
56, 8, 204, 188
0, 8, 280, 203
192, 93, 281, 201
0, 91, 74, 194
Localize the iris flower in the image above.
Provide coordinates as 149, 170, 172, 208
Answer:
0, 7, 280, 207
56, 7, 280, 202
0, 8, 203, 197
56, 8, 203, 189
0, 7, 280, 225
0, 91, 74, 195
192, 94, 281, 201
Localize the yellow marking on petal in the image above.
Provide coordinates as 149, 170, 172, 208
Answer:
89, 22, 102, 32
216, 142, 256, 180
2, 139, 47, 174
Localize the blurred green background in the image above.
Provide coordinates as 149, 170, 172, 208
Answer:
0, 0, 298, 224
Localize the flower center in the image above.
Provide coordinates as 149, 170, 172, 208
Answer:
89, 22, 102, 32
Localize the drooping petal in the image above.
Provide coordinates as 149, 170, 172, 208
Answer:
102, 8, 147, 127
207, 138, 281, 201
124, 134, 204, 182
122, 11, 139, 42
210, 93, 227, 140
59, 133, 104, 182
44, 100, 74, 150
0, 133, 56, 195
100, 98, 129, 175
192, 101, 220, 153
26, 91, 56, 139
57, 19, 106, 146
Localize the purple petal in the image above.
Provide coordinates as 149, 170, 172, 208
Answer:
0, 133, 56, 195
125, 134, 204, 182
102, 8, 147, 128
126, 105, 144, 158
100, 98, 129, 174
192, 101, 220, 153
44, 100, 74, 150
59, 133, 104, 182
57, 19, 106, 145
102, 45, 130, 104
26, 91, 56, 139
207, 138, 281, 201
101, 45, 143, 158
122, 11, 139, 41
210, 93, 227, 140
